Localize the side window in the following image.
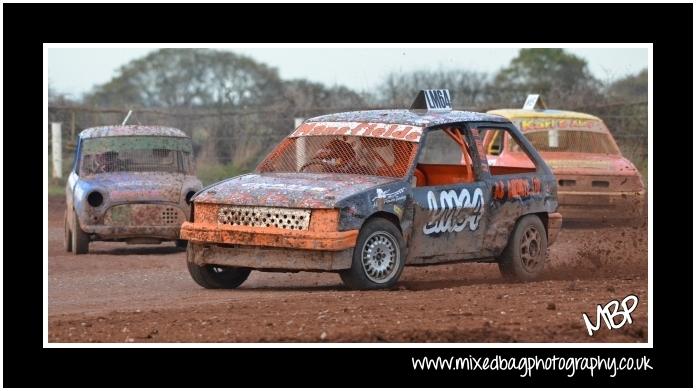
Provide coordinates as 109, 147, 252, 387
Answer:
479, 127, 537, 175
418, 129, 466, 164
415, 128, 475, 187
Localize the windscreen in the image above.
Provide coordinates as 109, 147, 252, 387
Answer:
79, 136, 194, 175
518, 130, 620, 154
511, 130, 620, 154
513, 118, 620, 154
257, 135, 417, 178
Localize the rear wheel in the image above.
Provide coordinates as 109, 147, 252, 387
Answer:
71, 210, 90, 255
339, 218, 405, 290
498, 214, 547, 281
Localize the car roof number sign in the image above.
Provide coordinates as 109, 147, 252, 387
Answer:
410, 89, 452, 112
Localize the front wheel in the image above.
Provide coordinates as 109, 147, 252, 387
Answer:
339, 218, 405, 290
71, 210, 90, 255
187, 262, 251, 289
64, 211, 72, 252
186, 243, 250, 289
498, 214, 548, 281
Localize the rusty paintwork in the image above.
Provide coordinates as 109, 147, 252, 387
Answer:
65, 125, 202, 250
193, 172, 398, 210
182, 109, 561, 273
487, 108, 645, 222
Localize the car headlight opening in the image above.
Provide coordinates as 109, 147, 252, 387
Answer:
87, 191, 104, 207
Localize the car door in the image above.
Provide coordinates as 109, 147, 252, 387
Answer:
406, 126, 491, 264
474, 123, 546, 256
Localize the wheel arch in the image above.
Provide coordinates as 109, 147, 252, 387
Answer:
362, 211, 402, 233
506, 212, 549, 241
534, 212, 549, 239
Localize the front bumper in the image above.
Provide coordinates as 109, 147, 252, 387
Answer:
187, 242, 353, 271
83, 225, 181, 240
180, 222, 359, 251
557, 190, 645, 221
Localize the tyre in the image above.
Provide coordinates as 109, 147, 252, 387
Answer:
64, 211, 72, 252
339, 217, 405, 290
187, 245, 251, 289
71, 210, 90, 255
498, 214, 547, 281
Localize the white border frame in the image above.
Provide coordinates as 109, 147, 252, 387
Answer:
43, 43, 653, 348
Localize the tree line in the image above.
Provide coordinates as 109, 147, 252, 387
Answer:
51, 48, 647, 110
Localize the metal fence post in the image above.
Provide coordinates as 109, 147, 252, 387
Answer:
71, 110, 76, 142
51, 122, 63, 178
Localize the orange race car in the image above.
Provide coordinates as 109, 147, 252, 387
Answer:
486, 95, 645, 223
180, 90, 562, 290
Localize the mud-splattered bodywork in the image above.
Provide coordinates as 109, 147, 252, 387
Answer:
486, 109, 646, 222
181, 110, 561, 272
66, 126, 202, 243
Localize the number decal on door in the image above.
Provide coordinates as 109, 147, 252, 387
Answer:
423, 188, 484, 235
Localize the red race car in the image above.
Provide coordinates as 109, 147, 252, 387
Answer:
487, 95, 645, 224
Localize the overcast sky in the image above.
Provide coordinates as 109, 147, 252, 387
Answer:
48, 47, 649, 99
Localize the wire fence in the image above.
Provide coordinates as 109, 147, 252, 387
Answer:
48, 101, 647, 182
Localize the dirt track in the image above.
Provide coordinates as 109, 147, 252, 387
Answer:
48, 196, 648, 342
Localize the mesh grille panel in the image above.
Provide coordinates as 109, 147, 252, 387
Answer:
218, 206, 311, 230
257, 136, 417, 177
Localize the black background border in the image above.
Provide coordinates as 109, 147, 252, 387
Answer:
3, 2, 693, 388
